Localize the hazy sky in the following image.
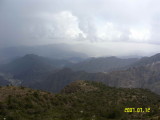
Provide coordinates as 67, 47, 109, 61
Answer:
1, 0, 160, 56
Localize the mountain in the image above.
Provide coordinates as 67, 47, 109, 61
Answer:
0, 54, 71, 86
30, 68, 108, 92
97, 61, 160, 94
1, 54, 54, 74
71, 53, 160, 95
70, 53, 160, 73
0, 44, 88, 64
0, 81, 160, 120
31, 61, 160, 94
70, 56, 138, 73
1, 53, 160, 95
130, 53, 160, 67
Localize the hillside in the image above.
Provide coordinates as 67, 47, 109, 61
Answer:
0, 81, 160, 120
0, 54, 71, 74
31, 68, 107, 92
0, 54, 71, 86
70, 57, 138, 73
130, 53, 160, 67
102, 61, 160, 94
32, 61, 160, 94
0, 86, 55, 120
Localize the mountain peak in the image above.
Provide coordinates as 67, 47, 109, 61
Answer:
130, 53, 160, 67
151, 53, 160, 59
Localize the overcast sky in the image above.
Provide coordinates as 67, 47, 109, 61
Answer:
1, 0, 160, 57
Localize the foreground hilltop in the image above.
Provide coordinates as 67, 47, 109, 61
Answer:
0, 81, 160, 120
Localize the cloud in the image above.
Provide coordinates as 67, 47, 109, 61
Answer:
1, 0, 160, 56
36, 11, 84, 39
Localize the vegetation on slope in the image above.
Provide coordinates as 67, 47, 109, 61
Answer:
0, 81, 160, 120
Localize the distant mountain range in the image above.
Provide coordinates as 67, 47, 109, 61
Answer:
70, 56, 138, 73
70, 53, 160, 73
0, 54, 73, 86
130, 53, 160, 67
26, 53, 160, 94
0, 44, 87, 64
0, 54, 72, 74
1, 53, 160, 95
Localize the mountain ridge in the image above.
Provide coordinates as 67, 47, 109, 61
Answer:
1, 53, 160, 95
70, 56, 138, 73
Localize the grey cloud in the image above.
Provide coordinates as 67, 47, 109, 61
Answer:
1, 0, 160, 56
78, 17, 98, 42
